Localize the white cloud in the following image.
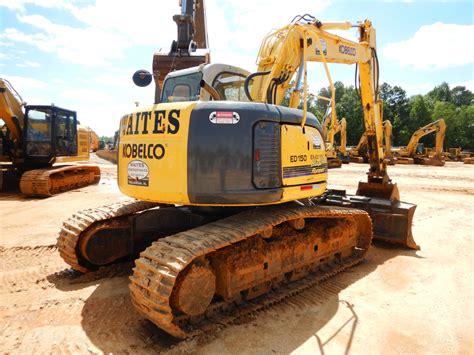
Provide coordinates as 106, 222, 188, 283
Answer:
0, 2, 181, 67
59, 88, 113, 103
0, 0, 71, 12
1, 75, 46, 90
16, 60, 40, 68
69, 0, 177, 47
383, 22, 474, 70
451, 80, 474, 91
1, 0, 332, 71
395, 82, 433, 96
3, 14, 130, 66
0, 75, 48, 104
95, 72, 134, 88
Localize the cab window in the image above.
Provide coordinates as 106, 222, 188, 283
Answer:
25, 109, 52, 156
212, 72, 248, 101
162, 72, 202, 103
26, 109, 51, 142
55, 111, 77, 156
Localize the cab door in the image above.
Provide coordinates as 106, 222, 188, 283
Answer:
54, 108, 77, 157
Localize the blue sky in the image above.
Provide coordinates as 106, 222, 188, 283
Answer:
1, 0, 473, 135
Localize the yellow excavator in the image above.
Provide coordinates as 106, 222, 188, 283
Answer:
445, 147, 474, 163
349, 120, 394, 165
58, 16, 417, 338
394, 119, 446, 166
382, 120, 396, 165
322, 113, 348, 165
0, 78, 100, 196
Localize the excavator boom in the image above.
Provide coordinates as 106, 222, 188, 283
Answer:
0, 78, 24, 154
246, 17, 416, 248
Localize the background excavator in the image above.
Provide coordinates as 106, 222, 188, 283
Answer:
58, 16, 417, 338
0, 78, 100, 197
322, 113, 348, 165
89, 129, 99, 152
382, 120, 396, 165
349, 120, 394, 165
348, 131, 368, 163
393, 119, 446, 166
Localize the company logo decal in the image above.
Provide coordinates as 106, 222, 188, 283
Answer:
127, 160, 149, 186
339, 44, 356, 56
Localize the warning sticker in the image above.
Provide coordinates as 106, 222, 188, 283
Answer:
312, 134, 322, 149
209, 111, 240, 124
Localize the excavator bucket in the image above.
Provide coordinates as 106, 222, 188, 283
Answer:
153, 53, 209, 86
324, 182, 419, 250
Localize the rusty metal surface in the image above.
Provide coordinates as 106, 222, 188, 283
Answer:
327, 158, 342, 169
19, 165, 101, 197
57, 200, 160, 272
153, 53, 209, 85
171, 261, 216, 316
78, 218, 131, 266
129, 204, 372, 338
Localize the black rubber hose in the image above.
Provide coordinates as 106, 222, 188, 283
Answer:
372, 48, 380, 96
244, 70, 271, 102
267, 78, 278, 104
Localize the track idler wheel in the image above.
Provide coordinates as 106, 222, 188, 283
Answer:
171, 261, 216, 316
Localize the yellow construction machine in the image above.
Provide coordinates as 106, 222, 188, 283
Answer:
89, 129, 99, 152
321, 102, 349, 166
58, 16, 417, 338
348, 131, 368, 163
445, 147, 474, 163
0, 78, 100, 196
382, 120, 396, 165
393, 119, 446, 166
335, 117, 349, 162
349, 120, 395, 165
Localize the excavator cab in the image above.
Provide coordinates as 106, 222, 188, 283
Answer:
134, 63, 250, 104
23, 105, 77, 166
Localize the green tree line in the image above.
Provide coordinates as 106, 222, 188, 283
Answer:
307, 82, 473, 150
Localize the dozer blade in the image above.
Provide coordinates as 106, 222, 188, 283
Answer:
324, 183, 419, 250
414, 156, 445, 166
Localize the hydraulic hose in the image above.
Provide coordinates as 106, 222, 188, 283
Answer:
244, 70, 270, 102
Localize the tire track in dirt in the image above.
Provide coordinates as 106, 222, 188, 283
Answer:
0, 245, 68, 296
0, 275, 168, 354
0, 245, 58, 271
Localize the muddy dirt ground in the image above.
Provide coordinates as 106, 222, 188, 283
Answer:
1, 156, 473, 354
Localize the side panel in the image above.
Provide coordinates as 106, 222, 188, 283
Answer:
187, 102, 283, 204
118, 102, 195, 204
281, 125, 327, 186
280, 124, 328, 201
